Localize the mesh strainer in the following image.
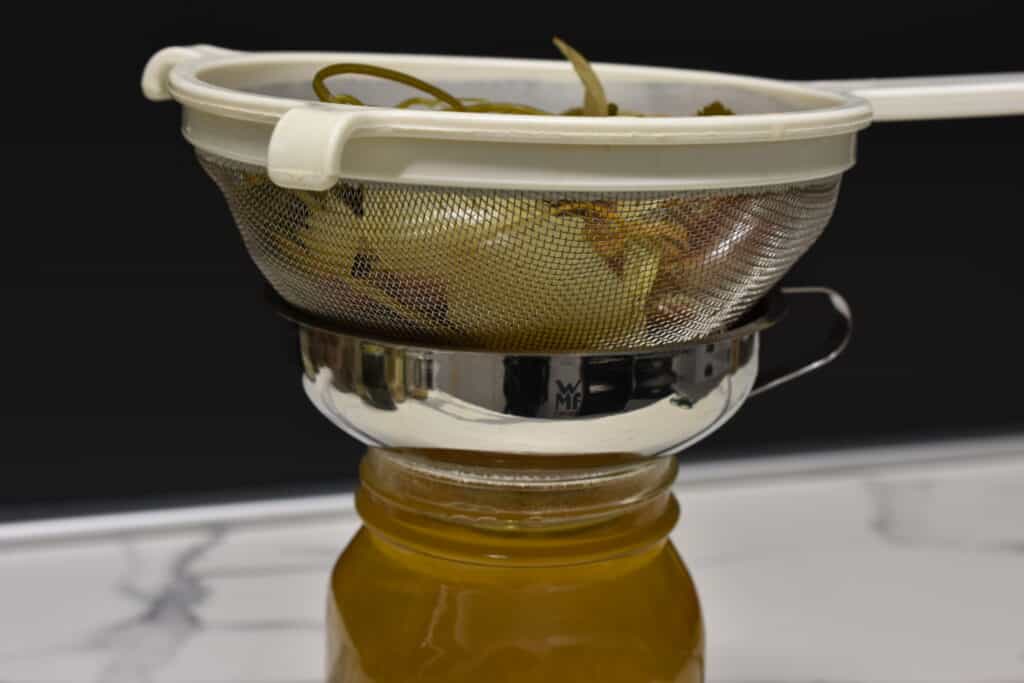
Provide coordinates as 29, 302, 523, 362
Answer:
143, 46, 1024, 351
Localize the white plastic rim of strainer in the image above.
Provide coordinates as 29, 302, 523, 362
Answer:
142, 45, 1024, 192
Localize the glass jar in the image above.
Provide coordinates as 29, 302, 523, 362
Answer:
327, 448, 703, 682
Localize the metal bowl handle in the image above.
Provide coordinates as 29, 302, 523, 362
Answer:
749, 286, 852, 397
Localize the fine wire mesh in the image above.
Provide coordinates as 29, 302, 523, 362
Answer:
198, 151, 841, 352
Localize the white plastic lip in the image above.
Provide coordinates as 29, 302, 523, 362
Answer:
144, 47, 868, 191
165, 50, 874, 145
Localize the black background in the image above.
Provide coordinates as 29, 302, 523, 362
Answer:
2, 3, 1023, 519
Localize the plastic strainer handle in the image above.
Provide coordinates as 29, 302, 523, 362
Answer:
803, 72, 1024, 122
141, 45, 239, 101
750, 286, 852, 398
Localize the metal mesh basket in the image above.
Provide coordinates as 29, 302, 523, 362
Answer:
199, 151, 840, 351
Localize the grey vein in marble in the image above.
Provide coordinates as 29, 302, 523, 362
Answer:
90, 530, 223, 683
866, 472, 1024, 553
200, 618, 323, 632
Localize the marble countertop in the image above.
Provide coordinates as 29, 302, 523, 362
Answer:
3, 437, 1024, 683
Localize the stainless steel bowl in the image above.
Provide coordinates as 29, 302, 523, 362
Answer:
284, 287, 850, 457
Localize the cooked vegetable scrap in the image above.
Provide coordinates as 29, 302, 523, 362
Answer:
265, 182, 660, 346
280, 41, 744, 347
550, 198, 706, 330
551, 36, 609, 116
312, 37, 735, 118
696, 100, 735, 116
